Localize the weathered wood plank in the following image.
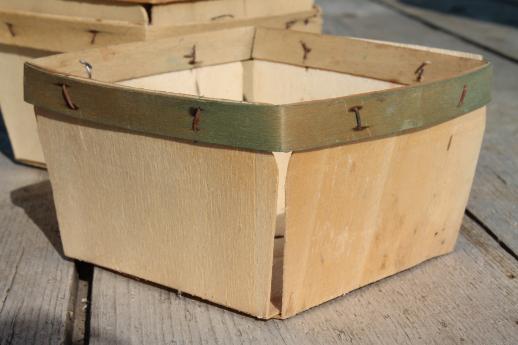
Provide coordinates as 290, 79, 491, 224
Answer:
90, 215, 518, 345
318, 0, 518, 255
377, 0, 518, 62
0, 153, 76, 345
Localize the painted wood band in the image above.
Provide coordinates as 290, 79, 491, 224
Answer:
24, 62, 491, 152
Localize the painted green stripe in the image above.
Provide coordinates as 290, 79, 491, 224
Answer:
24, 62, 491, 152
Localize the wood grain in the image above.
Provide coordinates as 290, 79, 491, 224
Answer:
0, 154, 76, 345
0, 9, 146, 52
282, 108, 486, 317
151, 0, 314, 26
253, 27, 485, 85
0, 0, 148, 25
0, 44, 48, 164
89, 215, 518, 344
34, 62, 281, 318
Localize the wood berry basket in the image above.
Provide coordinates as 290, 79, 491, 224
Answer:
24, 27, 491, 319
0, 0, 320, 167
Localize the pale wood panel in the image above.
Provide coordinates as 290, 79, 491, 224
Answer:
147, 8, 323, 39
89, 216, 518, 344
34, 26, 255, 82
253, 27, 485, 85
0, 0, 148, 24
152, 0, 314, 26
0, 44, 49, 165
245, 60, 400, 105
119, 62, 244, 101
0, 154, 76, 345
36, 108, 279, 318
282, 108, 486, 317
0, 9, 146, 52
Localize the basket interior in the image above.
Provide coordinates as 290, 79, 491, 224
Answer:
119, 60, 401, 104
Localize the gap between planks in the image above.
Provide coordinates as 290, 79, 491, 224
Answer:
465, 209, 518, 261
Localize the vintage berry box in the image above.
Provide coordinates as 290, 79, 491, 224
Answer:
23, 27, 491, 318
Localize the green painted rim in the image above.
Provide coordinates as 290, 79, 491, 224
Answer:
24, 62, 491, 152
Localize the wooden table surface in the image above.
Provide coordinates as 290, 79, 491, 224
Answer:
1, 0, 517, 344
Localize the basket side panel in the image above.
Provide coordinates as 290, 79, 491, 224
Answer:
282, 108, 486, 317
0, 0, 148, 24
0, 45, 49, 165
36, 110, 279, 318
151, 0, 314, 26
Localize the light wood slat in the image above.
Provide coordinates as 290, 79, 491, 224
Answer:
0, 0, 148, 25
252, 27, 485, 85
319, 0, 518, 256
0, 7, 321, 53
151, 0, 314, 26
0, 155, 76, 345
146, 8, 323, 40
89, 216, 518, 345
0, 9, 146, 52
26, 26, 256, 82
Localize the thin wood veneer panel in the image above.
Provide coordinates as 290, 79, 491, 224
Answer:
0, 45, 49, 164
0, 0, 148, 24
146, 8, 322, 40
36, 110, 279, 318
119, 62, 244, 101
151, 0, 314, 26
0, 9, 146, 52
282, 108, 486, 317
253, 28, 485, 85
245, 60, 400, 105
33, 27, 255, 83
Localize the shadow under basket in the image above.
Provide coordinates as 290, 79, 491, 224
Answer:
23, 26, 491, 319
